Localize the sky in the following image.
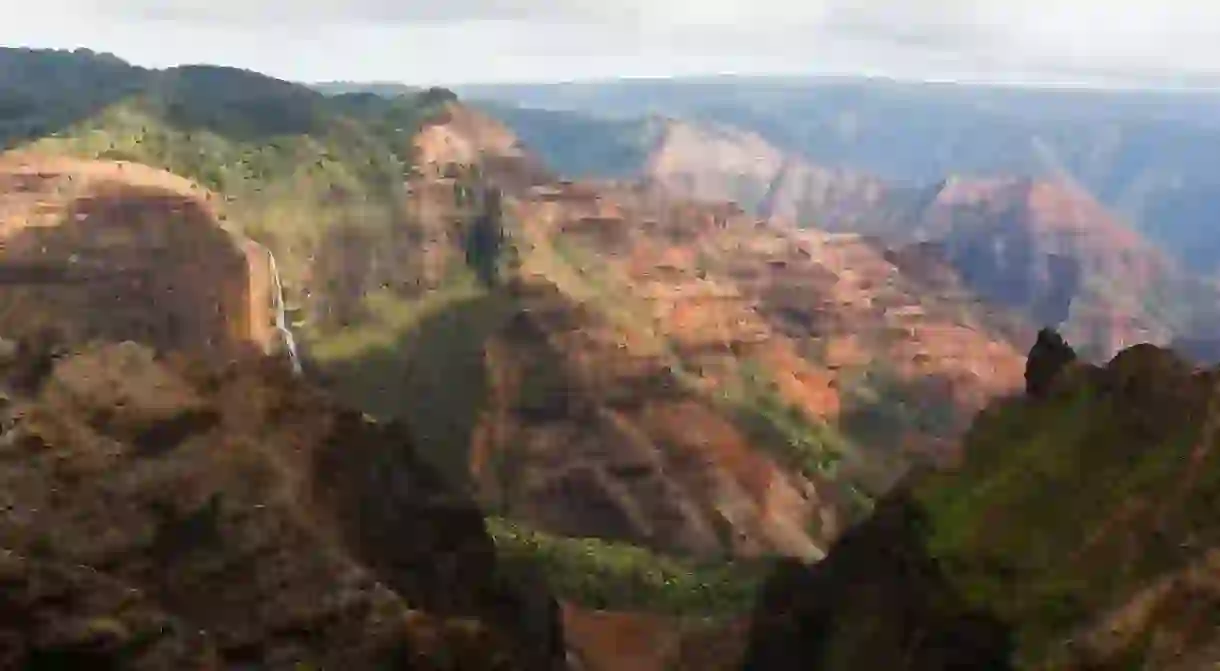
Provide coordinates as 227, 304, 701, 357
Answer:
2, 0, 1220, 86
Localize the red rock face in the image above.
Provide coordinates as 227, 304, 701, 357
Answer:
640, 120, 1201, 360
561, 604, 748, 671
317, 104, 1028, 561
0, 155, 280, 360
644, 119, 892, 233
920, 177, 1178, 356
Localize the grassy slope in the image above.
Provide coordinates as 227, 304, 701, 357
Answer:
488, 517, 768, 618
912, 362, 1215, 666
808, 345, 1219, 668
738, 343, 1220, 669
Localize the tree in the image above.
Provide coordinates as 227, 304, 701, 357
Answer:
464, 187, 505, 287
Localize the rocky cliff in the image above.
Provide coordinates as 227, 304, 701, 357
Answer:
0, 154, 290, 364
0, 337, 564, 669
643, 118, 893, 232
742, 331, 1220, 670
911, 176, 1187, 358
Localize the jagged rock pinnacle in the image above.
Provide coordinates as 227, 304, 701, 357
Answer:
1025, 328, 1078, 398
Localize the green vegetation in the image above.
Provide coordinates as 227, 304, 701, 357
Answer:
487, 516, 770, 617
22, 71, 442, 278
0, 50, 527, 493
548, 234, 660, 341
724, 359, 848, 479
1, 51, 453, 341
906, 355, 1218, 667
839, 363, 961, 447
0, 48, 150, 147
748, 343, 1220, 669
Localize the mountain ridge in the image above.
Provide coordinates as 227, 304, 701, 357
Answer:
531, 111, 1217, 361
457, 79, 1220, 283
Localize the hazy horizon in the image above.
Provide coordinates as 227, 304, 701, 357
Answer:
4, 1, 1220, 90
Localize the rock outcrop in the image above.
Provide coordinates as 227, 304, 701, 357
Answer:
0, 155, 287, 362
643, 119, 898, 238
0, 338, 564, 669
1024, 327, 1078, 397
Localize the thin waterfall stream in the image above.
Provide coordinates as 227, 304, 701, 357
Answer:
265, 249, 302, 375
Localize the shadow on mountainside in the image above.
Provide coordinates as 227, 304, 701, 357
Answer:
739, 487, 1017, 671
0, 48, 446, 177
309, 290, 519, 494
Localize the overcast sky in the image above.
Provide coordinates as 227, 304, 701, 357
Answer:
2, 0, 1219, 85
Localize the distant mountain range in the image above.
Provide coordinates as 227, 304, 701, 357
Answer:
453, 76, 1220, 278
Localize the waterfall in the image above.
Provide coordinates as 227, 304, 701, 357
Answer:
265, 249, 302, 375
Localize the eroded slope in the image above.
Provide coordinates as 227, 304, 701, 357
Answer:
641, 118, 1220, 361
344, 106, 1029, 564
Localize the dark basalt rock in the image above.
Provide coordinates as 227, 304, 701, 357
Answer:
1025, 327, 1078, 398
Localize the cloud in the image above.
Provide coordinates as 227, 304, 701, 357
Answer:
48, 0, 636, 24
6, 0, 1220, 82
815, 1, 1220, 75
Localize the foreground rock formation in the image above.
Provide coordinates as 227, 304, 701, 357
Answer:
0, 338, 564, 669
6, 332, 1216, 669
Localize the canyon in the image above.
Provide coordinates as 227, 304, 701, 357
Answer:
3, 47, 1220, 669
